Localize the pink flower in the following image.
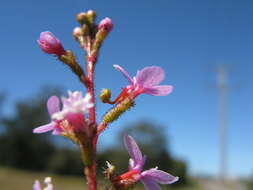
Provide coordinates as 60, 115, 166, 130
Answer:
33, 91, 93, 135
98, 18, 113, 32
113, 65, 173, 100
114, 135, 178, 190
33, 180, 41, 190
38, 31, 66, 56
33, 177, 54, 190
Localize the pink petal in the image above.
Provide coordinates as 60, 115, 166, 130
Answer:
142, 168, 179, 184
144, 85, 173, 96
136, 66, 165, 87
47, 96, 60, 116
124, 135, 143, 167
33, 123, 55, 133
33, 180, 41, 190
65, 113, 87, 133
113, 65, 134, 84
141, 177, 161, 190
52, 128, 62, 135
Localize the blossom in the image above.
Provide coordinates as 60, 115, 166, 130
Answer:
115, 135, 178, 190
33, 180, 41, 190
38, 31, 66, 56
113, 65, 173, 99
98, 18, 113, 32
33, 177, 53, 190
33, 91, 93, 135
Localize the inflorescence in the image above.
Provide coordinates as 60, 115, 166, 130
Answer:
33, 9, 177, 190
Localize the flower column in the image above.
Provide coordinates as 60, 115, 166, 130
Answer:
75, 11, 113, 190
34, 9, 177, 190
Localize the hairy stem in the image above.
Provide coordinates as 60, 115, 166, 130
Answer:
84, 144, 97, 190
97, 122, 108, 134
87, 60, 96, 123
83, 38, 97, 190
86, 38, 97, 124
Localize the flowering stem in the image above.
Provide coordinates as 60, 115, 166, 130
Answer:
86, 37, 97, 124
84, 165, 97, 190
83, 38, 98, 190
84, 142, 97, 190
97, 122, 108, 134
81, 75, 90, 88
87, 61, 96, 123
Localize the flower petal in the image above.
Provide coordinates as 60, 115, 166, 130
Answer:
142, 168, 179, 184
141, 176, 162, 190
128, 158, 135, 170
47, 96, 60, 116
61, 91, 93, 114
52, 128, 62, 135
113, 64, 134, 84
33, 123, 55, 134
144, 85, 173, 96
33, 180, 41, 190
136, 66, 165, 87
65, 113, 87, 133
124, 135, 143, 167
44, 177, 54, 190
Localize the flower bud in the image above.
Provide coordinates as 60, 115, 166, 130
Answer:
92, 18, 113, 53
37, 31, 66, 56
104, 161, 116, 179
73, 27, 82, 38
87, 10, 96, 24
100, 89, 111, 103
98, 17, 113, 32
76, 12, 88, 24
102, 98, 135, 124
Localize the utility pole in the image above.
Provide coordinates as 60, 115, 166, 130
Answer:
217, 65, 229, 182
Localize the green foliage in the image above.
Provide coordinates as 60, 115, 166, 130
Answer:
0, 87, 60, 170
47, 148, 83, 175
248, 178, 253, 190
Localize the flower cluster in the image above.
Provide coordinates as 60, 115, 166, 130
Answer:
33, 177, 54, 190
33, 91, 93, 136
114, 65, 173, 97
111, 135, 178, 189
33, 9, 177, 190
102, 65, 173, 105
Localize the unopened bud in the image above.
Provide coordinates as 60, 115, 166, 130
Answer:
98, 17, 113, 32
92, 18, 113, 53
104, 161, 116, 179
76, 12, 88, 24
87, 10, 96, 24
102, 98, 134, 124
73, 27, 82, 38
100, 89, 111, 103
37, 31, 66, 56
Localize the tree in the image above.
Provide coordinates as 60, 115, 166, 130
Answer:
0, 87, 61, 170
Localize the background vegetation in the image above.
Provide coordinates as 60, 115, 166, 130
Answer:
0, 88, 189, 188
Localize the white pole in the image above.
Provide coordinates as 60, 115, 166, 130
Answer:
217, 65, 229, 182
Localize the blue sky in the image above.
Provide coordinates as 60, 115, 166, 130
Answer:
1, 0, 253, 178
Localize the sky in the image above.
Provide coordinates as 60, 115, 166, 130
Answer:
1, 0, 253, 178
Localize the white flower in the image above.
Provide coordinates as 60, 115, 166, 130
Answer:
52, 91, 93, 120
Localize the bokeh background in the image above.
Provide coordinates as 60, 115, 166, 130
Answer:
0, 0, 253, 189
